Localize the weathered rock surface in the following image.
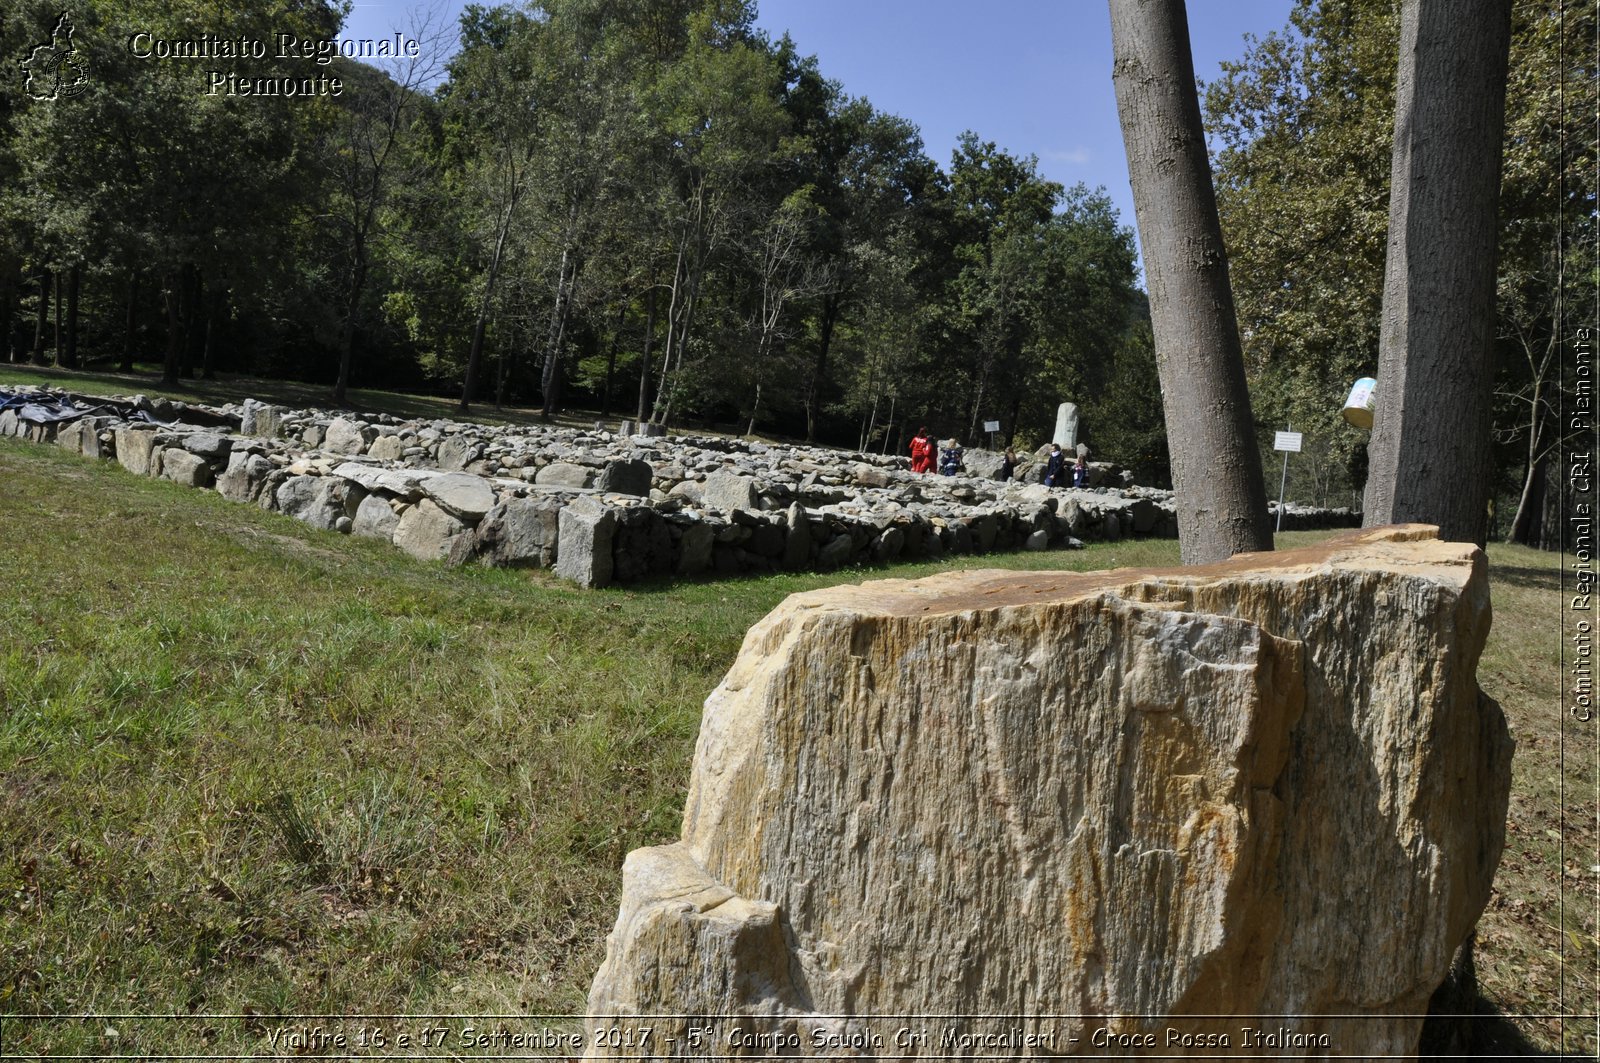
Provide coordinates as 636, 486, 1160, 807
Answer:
393, 498, 469, 561
582, 526, 1512, 1059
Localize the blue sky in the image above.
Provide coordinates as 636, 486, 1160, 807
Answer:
341, 1, 1299, 240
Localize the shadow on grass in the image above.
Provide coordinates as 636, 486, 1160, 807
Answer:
1491, 564, 1564, 593
1421, 1006, 1568, 1057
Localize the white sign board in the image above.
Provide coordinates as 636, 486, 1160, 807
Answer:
1274, 431, 1304, 452
983, 420, 1000, 433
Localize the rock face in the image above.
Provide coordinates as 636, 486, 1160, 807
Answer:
582, 526, 1511, 1059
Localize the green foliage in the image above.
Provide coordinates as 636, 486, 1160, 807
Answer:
0, 0, 1156, 457
1204, 0, 1598, 533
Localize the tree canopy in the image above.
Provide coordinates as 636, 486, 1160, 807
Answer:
1, 0, 1155, 467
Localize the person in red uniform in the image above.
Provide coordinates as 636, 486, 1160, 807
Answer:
909, 427, 934, 473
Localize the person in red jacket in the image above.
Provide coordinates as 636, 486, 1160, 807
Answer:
909, 427, 933, 473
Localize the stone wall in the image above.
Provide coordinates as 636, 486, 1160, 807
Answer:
1, 386, 1360, 587
580, 526, 1511, 1058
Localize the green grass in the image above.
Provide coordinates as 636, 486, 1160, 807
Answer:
0, 440, 1592, 1057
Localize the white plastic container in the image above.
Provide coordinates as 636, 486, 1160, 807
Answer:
1343, 377, 1376, 429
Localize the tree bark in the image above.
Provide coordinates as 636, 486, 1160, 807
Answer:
1362, 0, 1511, 547
1109, 0, 1273, 563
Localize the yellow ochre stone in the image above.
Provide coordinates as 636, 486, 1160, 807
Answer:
583, 525, 1511, 1058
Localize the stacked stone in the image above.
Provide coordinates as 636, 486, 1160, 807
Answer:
2, 385, 1360, 588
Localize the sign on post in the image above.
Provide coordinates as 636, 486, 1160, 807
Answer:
983, 421, 1000, 433
1273, 428, 1301, 533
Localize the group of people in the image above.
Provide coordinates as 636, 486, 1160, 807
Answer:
910, 429, 1087, 487
908, 428, 964, 476
1044, 443, 1088, 488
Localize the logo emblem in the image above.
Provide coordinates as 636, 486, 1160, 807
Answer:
21, 11, 91, 100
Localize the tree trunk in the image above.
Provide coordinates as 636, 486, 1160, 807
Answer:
51, 270, 62, 366
179, 265, 199, 379
806, 294, 839, 442
162, 271, 182, 384
601, 304, 626, 417
333, 247, 367, 407
62, 264, 80, 369
1362, 0, 1511, 547
1109, 0, 1273, 563
540, 246, 575, 421
31, 270, 49, 365
0, 252, 17, 362
121, 270, 138, 372
636, 286, 656, 426
200, 284, 219, 380
461, 315, 490, 413
460, 206, 514, 413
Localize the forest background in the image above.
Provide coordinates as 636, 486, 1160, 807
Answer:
1, 0, 1592, 548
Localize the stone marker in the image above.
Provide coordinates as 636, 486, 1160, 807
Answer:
581, 526, 1511, 1060
1053, 400, 1080, 450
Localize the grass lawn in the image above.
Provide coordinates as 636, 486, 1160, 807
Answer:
0, 439, 1593, 1057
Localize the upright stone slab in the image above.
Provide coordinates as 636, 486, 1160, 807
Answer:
597, 458, 653, 497
582, 526, 1512, 1060
554, 497, 617, 588
1052, 400, 1080, 449
240, 399, 285, 438
217, 451, 272, 504
159, 448, 211, 488
113, 426, 159, 476
473, 497, 560, 567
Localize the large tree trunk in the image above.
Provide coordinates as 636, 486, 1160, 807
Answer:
1109, 0, 1273, 564
1362, 0, 1511, 547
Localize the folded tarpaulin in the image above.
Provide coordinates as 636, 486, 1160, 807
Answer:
0, 390, 165, 425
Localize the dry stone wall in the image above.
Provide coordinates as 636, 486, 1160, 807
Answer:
2, 386, 1358, 587
582, 526, 1512, 1058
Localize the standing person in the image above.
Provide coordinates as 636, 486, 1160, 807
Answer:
999, 447, 1017, 481
1072, 454, 1088, 488
940, 439, 963, 476
1044, 443, 1067, 487
910, 427, 933, 473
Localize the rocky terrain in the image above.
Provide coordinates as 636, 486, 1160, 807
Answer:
2, 385, 1358, 587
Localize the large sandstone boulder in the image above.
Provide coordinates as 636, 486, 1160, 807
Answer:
582, 526, 1511, 1059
